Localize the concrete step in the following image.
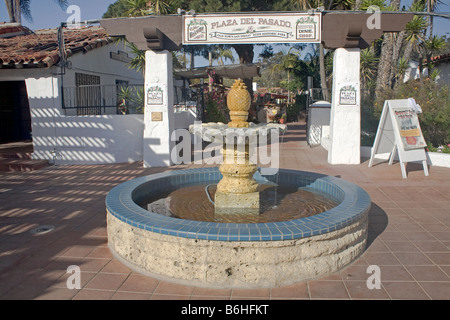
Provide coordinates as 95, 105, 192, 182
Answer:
0, 158, 50, 172
0, 151, 33, 160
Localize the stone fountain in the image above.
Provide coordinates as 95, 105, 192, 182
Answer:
194, 79, 286, 216
106, 79, 370, 288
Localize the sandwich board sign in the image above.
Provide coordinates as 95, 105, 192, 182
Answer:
368, 99, 429, 179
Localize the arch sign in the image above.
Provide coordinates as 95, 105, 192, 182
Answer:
183, 13, 321, 45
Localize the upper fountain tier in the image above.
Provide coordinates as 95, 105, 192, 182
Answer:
189, 122, 287, 145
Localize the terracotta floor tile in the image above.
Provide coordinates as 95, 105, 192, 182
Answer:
379, 231, 409, 242
417, 282, 450, 300
58, 245, 95, 258
308, 280, 349, 299
72, 288, 115, 300
425, 252, 450, 265
86, 247, 113, 259
84, 273, 128, 291
101, 259, 133, 274
150, 293, 190, 300
340, 264, 371, 281
385, 241, 420, 253
394, 252, 435, 266
77, 258, 110, 273
111, 291, 152, 300
406, 266, 450, 281
118, 274, 159, 293
191, 286, 232, 297
270, 282, 309, 299
414, 241, 449, 253
344, 280, 390, 299
377, 265, 415, 282
153, 281, 194, 296
363, 252, 402, 266
382, 282, 430, 300
35, 286, 79, 300
403, 232, 438, 242
52, 271, 96, 289
231, 288, 270, 299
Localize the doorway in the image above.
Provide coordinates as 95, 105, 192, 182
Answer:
0, 81, 32, 143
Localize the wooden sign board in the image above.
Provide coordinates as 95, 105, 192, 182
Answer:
368, 99, 429, 179
183, 13, 321, 45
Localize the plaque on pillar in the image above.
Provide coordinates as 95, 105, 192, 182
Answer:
151, 112, 163, 121
338, 84, 358, 106
146, 83, 165, 106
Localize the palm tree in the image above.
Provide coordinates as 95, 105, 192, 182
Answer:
271, 48, 302, 103
5, 0, 68, 23
422, 35, 446, 77
360, 48, 379, 89
403, 15, 428, 64
374, 0, 401, 92
123, 0, 173, 16
148, 0, 173, 15
215, 46, 235, 66
393, 57, 409, 87
124, 0, 150, 16
127, 41, 146, 73
426, 0, 443, 38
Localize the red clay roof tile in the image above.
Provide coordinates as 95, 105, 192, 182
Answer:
0, 25, 112, 68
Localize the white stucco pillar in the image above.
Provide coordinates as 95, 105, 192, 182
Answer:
328, 48, 361, 165
143, 50, 175, 167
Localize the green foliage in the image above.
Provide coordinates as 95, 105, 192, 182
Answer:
376, 80, 450, 148
103, 0, 128, 18
204, 92, 228, 123
286, 94, 307, 122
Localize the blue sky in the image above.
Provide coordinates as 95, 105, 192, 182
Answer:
0, 0, 117, 29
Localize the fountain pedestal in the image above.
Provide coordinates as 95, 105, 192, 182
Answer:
215, 79, 259, 215
215, 142, 259, 215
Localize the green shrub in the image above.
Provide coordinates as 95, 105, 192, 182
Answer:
376, 80, 450, 148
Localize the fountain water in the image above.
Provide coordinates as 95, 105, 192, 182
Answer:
106, 79, 370, 288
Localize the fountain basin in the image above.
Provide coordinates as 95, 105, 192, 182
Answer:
106, 168, 370, 288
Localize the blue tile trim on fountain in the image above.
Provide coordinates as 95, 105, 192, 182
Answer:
105, 168, 371, 242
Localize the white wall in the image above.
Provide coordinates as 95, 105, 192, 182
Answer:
174, 109, 197, 129
32, 114, 144, 165
63, 41, 144, 88
0, 41, 145, 165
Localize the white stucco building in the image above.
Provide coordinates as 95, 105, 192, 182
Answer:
0, 23, 145, 165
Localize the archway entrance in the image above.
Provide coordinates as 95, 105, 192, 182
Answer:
100, 10, 413, 166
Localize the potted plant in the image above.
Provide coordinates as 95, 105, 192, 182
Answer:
279, 113, 287, 124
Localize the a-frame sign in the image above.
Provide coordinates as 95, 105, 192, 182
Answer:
368, 99, 429, 179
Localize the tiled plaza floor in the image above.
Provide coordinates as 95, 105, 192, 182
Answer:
0, 122, 449, 300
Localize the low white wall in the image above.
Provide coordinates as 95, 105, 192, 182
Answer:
174, 109, 197, 129
308, 103, 331, 147
32, 114, 144, 165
